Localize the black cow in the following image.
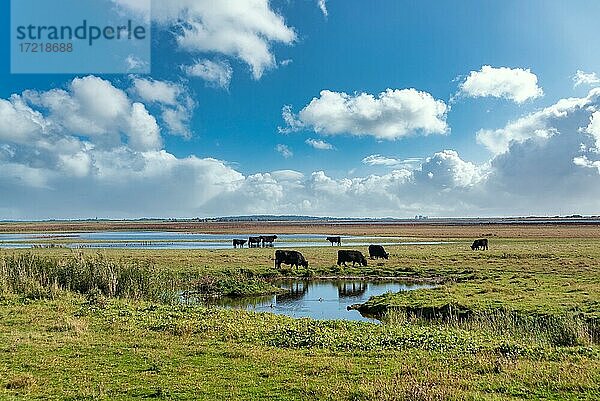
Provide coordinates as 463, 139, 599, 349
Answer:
326, 236, 342, 246
471, 238, 489, 250
337, 250, 368, 267
275, 250, 309, 269
248, 236, 262, 248
232, 239, 247, 248
368, 244, 389, 259
261, 235, 278, 247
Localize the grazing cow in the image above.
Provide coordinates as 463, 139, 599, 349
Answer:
471, 238, 489, 250
248, 236, 262, 248
337, 250, 368, 267
232, 239, 247, 248
260, 235, 278, 247
368, 244, 389, 259
275, 250, 309, 269
326, 236, 342, 246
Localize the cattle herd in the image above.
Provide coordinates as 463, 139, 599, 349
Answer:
237, 235, 278, 248
231, 235, 489, 270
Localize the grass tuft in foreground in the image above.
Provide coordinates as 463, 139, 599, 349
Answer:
0, 252, 279, 303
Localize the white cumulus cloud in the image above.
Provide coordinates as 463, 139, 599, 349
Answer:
21, 76, 162, 151
459, 65, 543, 103
0, 96, 46, 144
282, 88, 448, 140
415, 150, 487, 188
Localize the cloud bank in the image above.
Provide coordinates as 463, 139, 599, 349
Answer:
2, 76, 600, 219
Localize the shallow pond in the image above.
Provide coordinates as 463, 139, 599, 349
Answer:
0, 231, 449, 250
206, 279, 435, 322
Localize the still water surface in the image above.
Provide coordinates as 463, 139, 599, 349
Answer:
207, 279, 435, 322
0, 231, 448, 250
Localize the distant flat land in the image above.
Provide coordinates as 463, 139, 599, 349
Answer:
1, 218, 600, 238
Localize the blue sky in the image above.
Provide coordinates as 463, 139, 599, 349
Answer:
1, 0, 600, 219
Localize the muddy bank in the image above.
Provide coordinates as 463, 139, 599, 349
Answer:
271, 275, 446, 284
347, 302, 474, 321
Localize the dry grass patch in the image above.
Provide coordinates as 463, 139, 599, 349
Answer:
5, 374, 36, 391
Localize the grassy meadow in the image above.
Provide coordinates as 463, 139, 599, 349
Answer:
0, 223, 599, 400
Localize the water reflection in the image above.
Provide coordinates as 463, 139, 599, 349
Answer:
277, 281, 309, 302
337, 281, 367, 298
209, 279, 435, 322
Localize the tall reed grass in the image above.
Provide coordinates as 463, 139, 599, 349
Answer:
0, 252, 277, 303
0, 252, 176, 302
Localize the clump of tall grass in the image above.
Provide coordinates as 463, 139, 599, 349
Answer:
383, 307, 597, 347
0, 252, 176, 302
0, 252, 277, 304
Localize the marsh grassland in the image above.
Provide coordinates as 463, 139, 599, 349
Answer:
0, 223, 599, 400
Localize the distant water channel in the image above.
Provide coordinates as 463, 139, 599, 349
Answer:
0, 231, 449, 250
207, 279, 435, 322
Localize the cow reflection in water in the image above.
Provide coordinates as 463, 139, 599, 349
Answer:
277, 281, 308, 302
337, 282, 367, 298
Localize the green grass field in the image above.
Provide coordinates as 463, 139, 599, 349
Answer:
1, 233, 599, 400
